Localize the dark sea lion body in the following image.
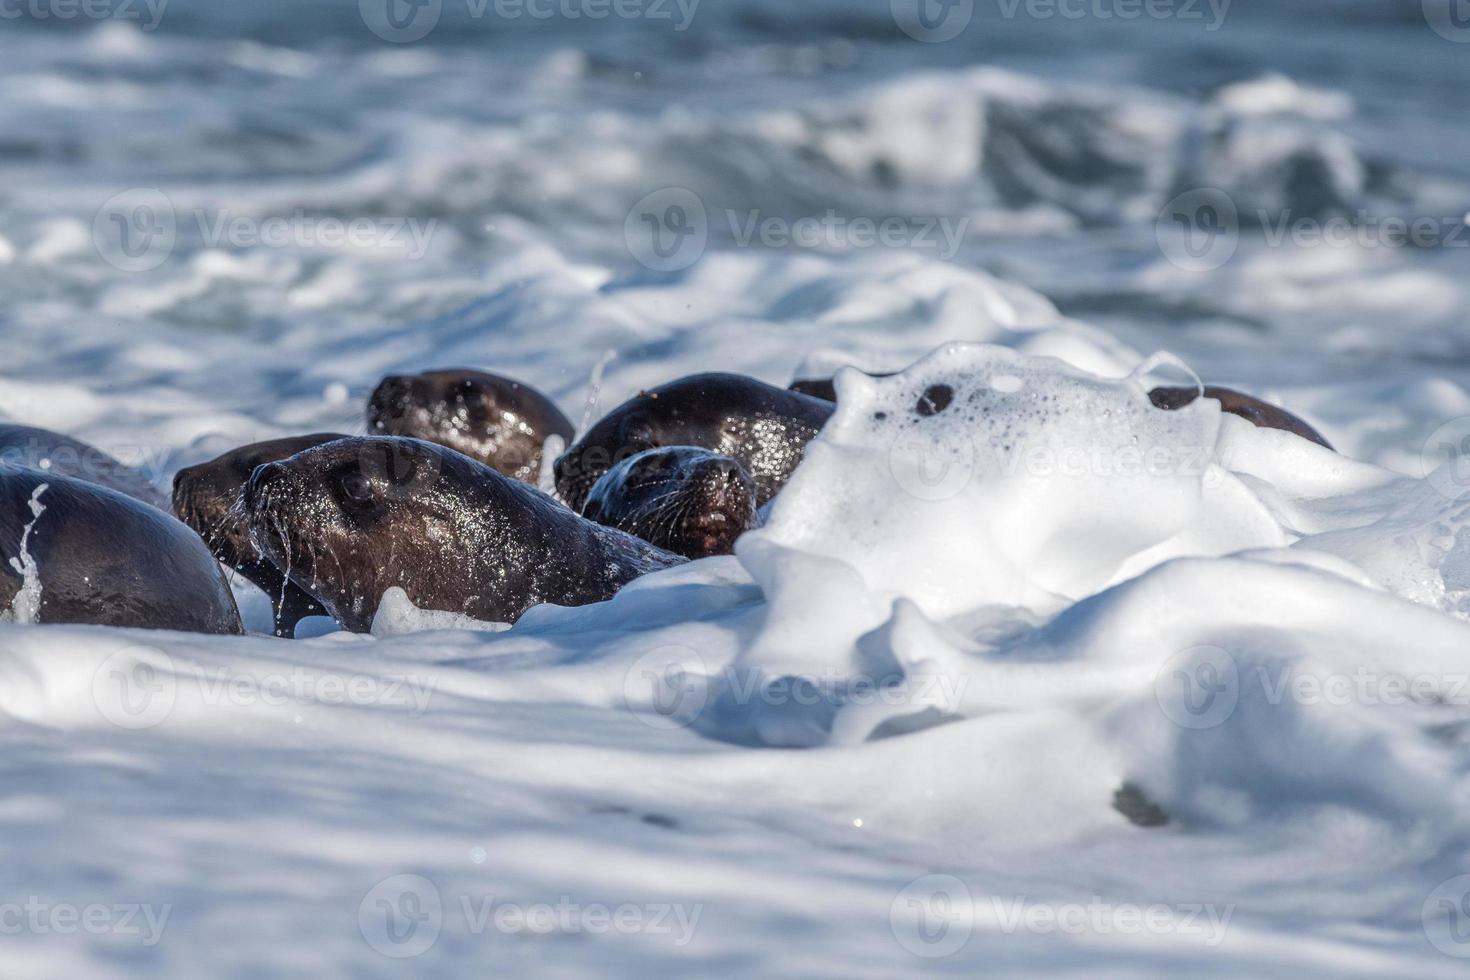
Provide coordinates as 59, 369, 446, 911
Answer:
1149, 386, 1332, 450
582, 447, 759, 560
793, 371, 1332, 449
243, 437, 684, 633
367, 369, 575, 484
0, 424, 166, 508
0, 466, 242, 633
788, 377, 843, 402
555, 373, 834, 512
173, 434, 346, 638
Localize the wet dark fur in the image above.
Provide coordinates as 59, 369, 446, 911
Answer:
582, 447, 758, 559
173, 434, 346, 637
555, 373, 833, 511
0, 466, 242, 633
367, 369, 574, 484
244, 437, 684, 633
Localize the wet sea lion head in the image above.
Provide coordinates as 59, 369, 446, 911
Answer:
367, 369, 574, 483
582, 447, 759, 559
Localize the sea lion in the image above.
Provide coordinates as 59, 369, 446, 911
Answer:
793, 372, 1333, 450
367, 369, 575, 484
0, 466, 242, 633
581, 447, 759, 559
0, 424, 167, 508
1149, 386, 1332, 450
172, 434, 346, 638
243, 436, 684, 633
555, 373, 834, 511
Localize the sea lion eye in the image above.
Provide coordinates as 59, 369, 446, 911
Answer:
338, 470, 376, 508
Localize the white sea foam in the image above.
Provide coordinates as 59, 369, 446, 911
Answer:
3, 4, 1470, 975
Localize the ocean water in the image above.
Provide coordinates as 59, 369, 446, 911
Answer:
3, 0, 1470, 975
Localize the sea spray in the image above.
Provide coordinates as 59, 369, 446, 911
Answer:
5, 482, 48, 623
